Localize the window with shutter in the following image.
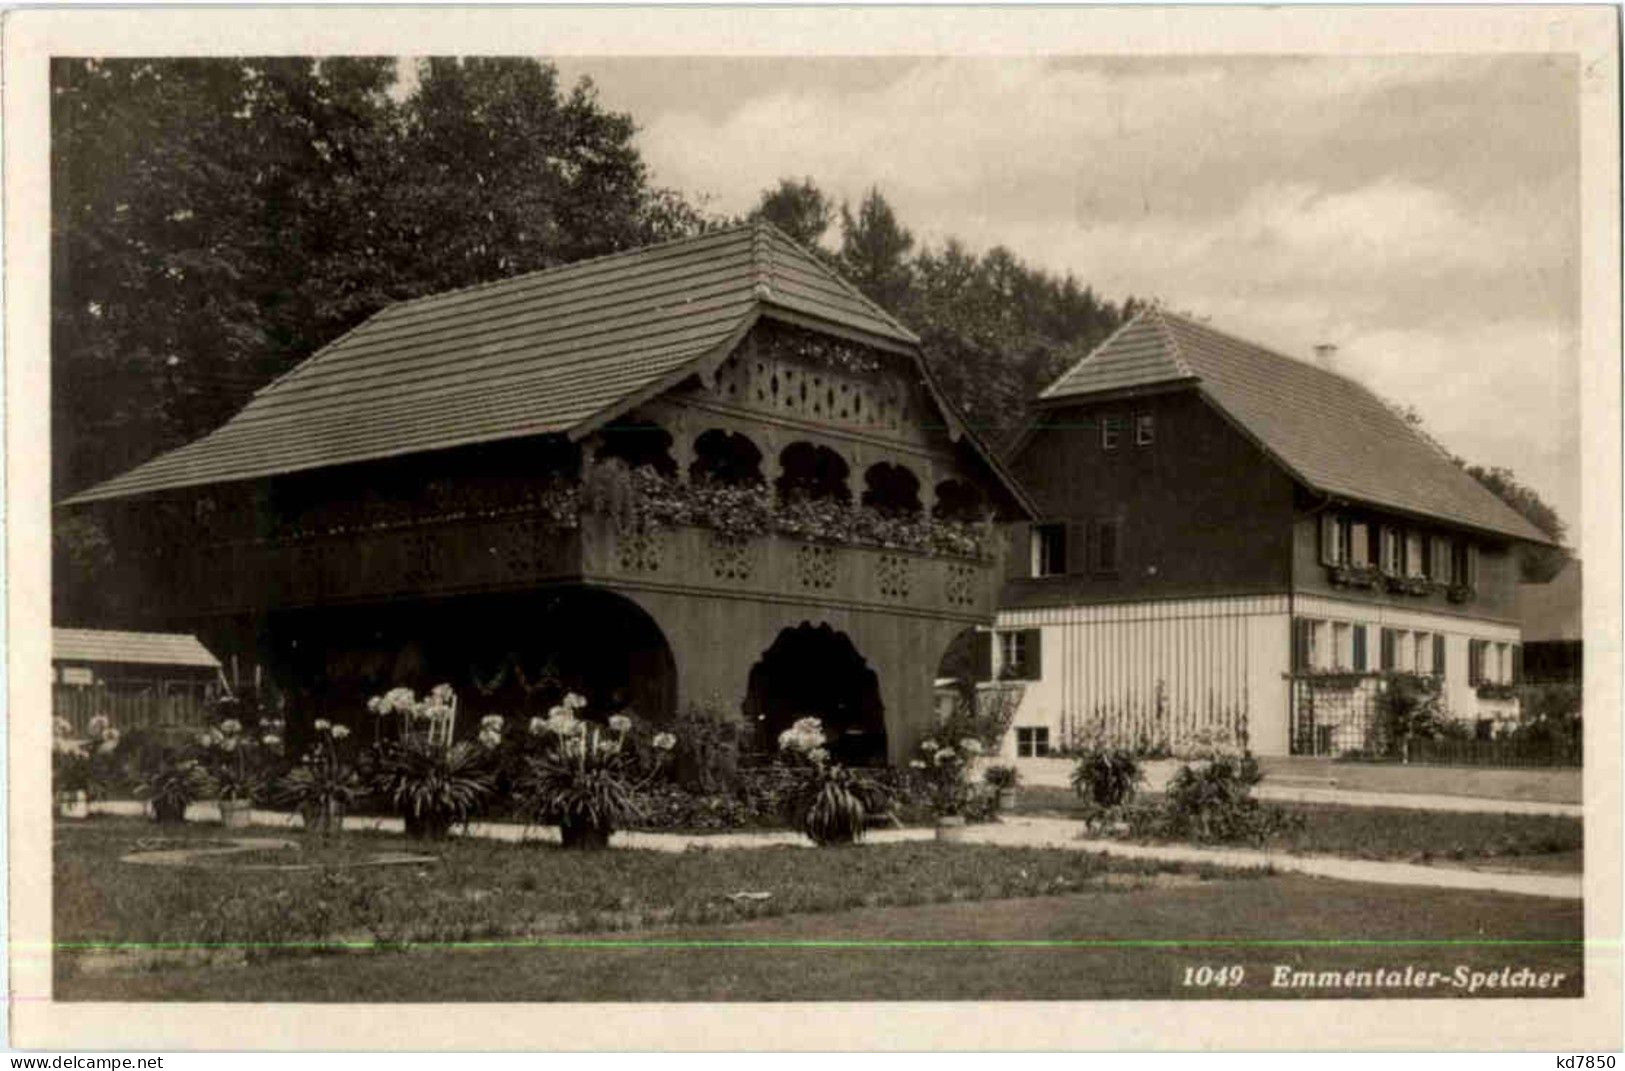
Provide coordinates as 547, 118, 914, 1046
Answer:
1291, 619, 1310, 672
1025, 628, 1043, 680
1405, 532, 1425, 578
1380, 627, 1396, 671
1320, 513, 1340, 566
1379, 527, 1399, 575
1433, 633, 1446, 677
1468, 639, 1483, 685
1512, 644, 1523, 684
1465, 544, 1480, 587
1351, 523, 1370, 567
1352, 624, 1368, 671
1092, 519, 1120, 574
1067, 522, 1090, 575
1101, 417, 1123, 451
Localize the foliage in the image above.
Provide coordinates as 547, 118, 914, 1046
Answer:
1521, 682, 1581, 723
1460, 465, 1570, 580
274, 719, 363, 832
751, 177, 835, 250
597, 464, 996, 560
1160, 753, 1301, 845
1377, 672, 1451, 753
905, 735, 986, 818
937, 683, 1024, 752
777, 717, 890, 844
53, 715, 123, 798
196, 704, 285, 802
1068, 745, 1144, 809
370, 737, 494, 839
512, 696, 676, 846
667, 699, 743, 792
136, 758, 216, 821
51, 57, 709, 620
983, 764, 1020, 790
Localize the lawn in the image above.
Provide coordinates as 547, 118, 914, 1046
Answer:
53, 817, 1225, 954
55, 873, 1584, 1002
1009, 787, 1583, 870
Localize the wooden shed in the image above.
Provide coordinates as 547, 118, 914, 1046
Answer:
52, 627, 225, 732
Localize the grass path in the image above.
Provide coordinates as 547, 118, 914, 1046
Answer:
56, 874, 1585, 1002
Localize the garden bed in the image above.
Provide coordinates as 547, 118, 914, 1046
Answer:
1009, 786, 1583, 870
54, 817, 1243, 963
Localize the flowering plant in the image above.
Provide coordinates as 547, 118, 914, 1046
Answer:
909, 736, 985, 817
198, 710, 285, 802
364, 684, 491, 838
53, 716, 122, 798
777, 717, 889, 845
275, 719, 361, 835
514, 696, 675, 848
367, 683, 458, 746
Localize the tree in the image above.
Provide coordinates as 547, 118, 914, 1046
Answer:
1462, 465, 1571, 580
837, 187, 916, 314
751, 176, 834, 250
51, 57, 709, 622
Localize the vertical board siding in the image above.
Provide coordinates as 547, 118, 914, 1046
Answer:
999, 596, 1287, 752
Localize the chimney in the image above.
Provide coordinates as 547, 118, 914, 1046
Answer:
1312, 343, 1339, 372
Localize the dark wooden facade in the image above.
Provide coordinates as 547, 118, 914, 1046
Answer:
87, 317, 1022, 763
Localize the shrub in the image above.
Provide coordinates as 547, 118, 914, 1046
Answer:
1377, 672, 1449, 754
936, 684, 1023, 753
983, 764, 1019, 790
1069, 746, 1144, 808
136, 759, 216, 823
275, 720, 363, 834
1161, 753, 1301, 844
907, 735, 985, 819
668, 699, 743, 792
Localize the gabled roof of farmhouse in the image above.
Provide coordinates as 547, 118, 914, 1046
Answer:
53, 627, 222, 669
66, 222, 1031, 510
1037, 308, 1551, 544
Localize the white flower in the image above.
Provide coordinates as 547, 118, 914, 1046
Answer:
53, 717, 73, 738
367, 696, 384, 714
219, 719, 242, 735
430, 683, 456, 705
314, 719, 331, 732
934, 748, 959, 766
330, 725, 351, 740
221, 736, 239, 752
909, 759, 927, 770
262, 734, 282, 748
477, 728, 502, 748
480, 714, 504, 731
87, 715, 110, 738
921, 739, 938, 753
564, 692, 588, 710
528, 716, 548, 736
959, 738, 984, 757
97, 729, 121, 754
652, 732, 677, 751
608, 714, 632, 733
197, 732, 214, 748
545, 710, 582, 737
808, 747, 830, 765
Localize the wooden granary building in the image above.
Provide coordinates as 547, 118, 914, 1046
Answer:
63, 223, 1033, 763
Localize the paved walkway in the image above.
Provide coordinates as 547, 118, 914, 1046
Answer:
87, 802, 1580, 901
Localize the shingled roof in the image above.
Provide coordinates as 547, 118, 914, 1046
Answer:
63, 222, 959, 506
53, 628, 222, 669
1039, 308, 1551, 544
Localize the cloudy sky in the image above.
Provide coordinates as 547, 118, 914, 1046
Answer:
551, 55, 1580, 536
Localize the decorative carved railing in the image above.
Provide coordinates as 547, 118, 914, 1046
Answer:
137, 509, 998, 621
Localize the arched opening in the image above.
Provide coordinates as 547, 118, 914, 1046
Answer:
690, 429, 764, 486
775, 442, 851, 504
861, 461, 922, 516
932, 478, 987, 523
594, 419, 677, 478
744, 623, 886, 765
264, 586, 678, 752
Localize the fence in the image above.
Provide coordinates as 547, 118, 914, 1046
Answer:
53, 682, 214, 735
1289, 675, 1579, 767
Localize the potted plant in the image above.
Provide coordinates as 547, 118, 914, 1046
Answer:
373, 735, 494, 839
983, 763, 1020, 811
909, 736, 983, 842
137, 759, 215, 824
515, 699, 674, 849
199, 714, 283, 828
777, 717, 888, 847
276, 719, 359, 836
52, 717, 92, 818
